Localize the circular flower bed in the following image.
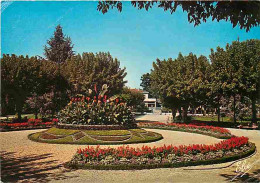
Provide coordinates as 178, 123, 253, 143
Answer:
66, 124, 256, 170
28, 127, 163, 145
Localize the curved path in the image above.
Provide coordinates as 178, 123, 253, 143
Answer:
1, 128, 259, 182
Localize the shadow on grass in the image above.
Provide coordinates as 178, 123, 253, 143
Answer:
220, 169, 260, 182
0, 151, 78, 182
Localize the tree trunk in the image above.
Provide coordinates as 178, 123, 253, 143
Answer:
202, 106, 206, 116
233, 95, 237, 123
182, 106, 188, 122
171, 108, 177, 119
217, 95, 221, 122
251, 97, 257, 125
35, 111, 38, 119
178, 107, 182, 120
217, 106, 220, 123
16, 99, 23, 122
17, 110, 22, 121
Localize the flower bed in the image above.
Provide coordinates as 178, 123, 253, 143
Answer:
28, 127, 163, 145
67, 136, 255, 170
58, 84, 136, 127
138, 122, 233, 139
0, 118, 58, 131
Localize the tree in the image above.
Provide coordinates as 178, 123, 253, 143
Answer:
97, 1, 260, 32
62, 52, 127, 96
119, 87, 145, 109
210, 39, 260, 124
1, 55, 42, 120
228, 40, 260, 124
140, 73, 151, 92
1, 54, 70, 120
140, 73, 157, 98
44, 25, 74, 63
150, 53, 211, 122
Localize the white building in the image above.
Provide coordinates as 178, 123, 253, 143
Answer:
130, 89, 161, 112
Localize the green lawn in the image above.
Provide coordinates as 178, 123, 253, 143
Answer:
192, 116, 254, 123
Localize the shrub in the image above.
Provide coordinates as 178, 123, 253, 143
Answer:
58, 84, 136, 128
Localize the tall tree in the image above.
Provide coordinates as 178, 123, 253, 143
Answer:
140, 73, 157, 98
1, 55, 42, 120
97, 1, 260, 32
62, 52, 127, 96
228, 40, 260, 124
44, 25, 74, 63
140, 73, 151, 92
150, 53, 210, 122
210, 39, 260, 124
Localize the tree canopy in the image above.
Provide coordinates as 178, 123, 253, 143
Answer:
150, 53, 211, 121
61, 52, 127, 96
148, 39, 260, 124
44, 25, 74, 63
210, 39, 260, 123
97, 1, 260, 32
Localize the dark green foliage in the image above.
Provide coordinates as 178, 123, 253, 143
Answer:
62, 52, 127, 96
1, 54, 70, 119
119, 88, 146, 112
150, 53, 211, 121
44, 25, 74, 63
97, 1, 260, 32
1, 54, 43, 120
210, 39, 260, 124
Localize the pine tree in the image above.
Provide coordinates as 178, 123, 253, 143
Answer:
44, 25, 74, 63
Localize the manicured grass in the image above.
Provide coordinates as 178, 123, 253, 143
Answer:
28, 127, 163, 145
193, 116, 232, 122
192, 116, 255, 123
30, 132, 41, 140
47, 127, 79, 135
128, 128, 147, 133
84, 130, 131, 136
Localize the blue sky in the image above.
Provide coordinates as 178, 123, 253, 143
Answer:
1, 1, 260, 88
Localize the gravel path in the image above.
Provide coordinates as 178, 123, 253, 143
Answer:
1, 127, 259, 182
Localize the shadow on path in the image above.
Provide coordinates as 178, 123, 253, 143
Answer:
0, 151, 78, 182
220, 169, 260, 182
